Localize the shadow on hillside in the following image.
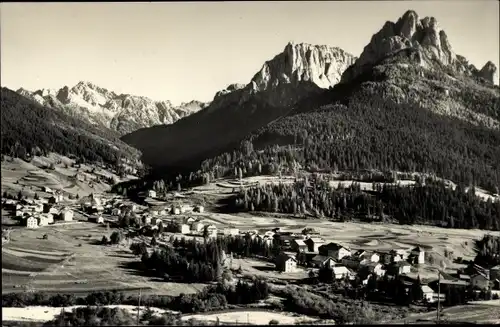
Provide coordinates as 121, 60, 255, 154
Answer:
119, 260, 157, 278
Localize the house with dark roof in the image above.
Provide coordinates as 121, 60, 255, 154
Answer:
318, 242, 350, 260
310, 255, 336, 269
471, 272, 490, 290
305, 237, 325, 253
291, 239, 308, 253
275, 253, 297, 273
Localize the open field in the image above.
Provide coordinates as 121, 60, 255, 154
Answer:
191, 204, 499, 281
1, 153, 137, 199
181, 309, 318, 325
387, 302, 500, 324
2, 222, 207, 296
2, 305, 177, 323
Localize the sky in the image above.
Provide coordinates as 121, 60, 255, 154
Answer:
1, 1, 499, 105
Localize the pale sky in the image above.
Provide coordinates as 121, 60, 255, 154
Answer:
1, 1, 499, 105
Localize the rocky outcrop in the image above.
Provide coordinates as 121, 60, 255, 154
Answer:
477, 61, 499, 84
210, 42, 356, 109
16, 82, 207, 135
341, 10, 498, 85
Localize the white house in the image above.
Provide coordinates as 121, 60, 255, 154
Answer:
24, 216, 38, 228
276, 254, 297, 273
319, 243, 351, 260
411, 247, 425, 264
111, 208, 121, 216
36, 216, 49, 227
194, 205, 204, 213
40, 213, 54, 224
179, 224, 191, 234
147, 190, 157, 198
172, 207, 181, 215
60, 208, 74, 221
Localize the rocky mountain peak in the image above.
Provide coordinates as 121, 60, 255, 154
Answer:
478, 61, 499, 84
16, 82, 207, 135
340, 10, 495, 84
210, 42, 356, 109
251, 42, 357, 92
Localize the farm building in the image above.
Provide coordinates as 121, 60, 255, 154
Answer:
275, 254, 297, 273
305, 238, 325, 252
194, 205, 204, 213
471, 273, 490, 290
42, 186, 53, 193
151, 217, 162, 225
147, 190, 157, 198
89, 216, 104, 224
171, 206, 181, 215
223, 228, 239, 236
60, 208, 74, 221
318, 242, 350, 260
111, 208, 122, 216
410, 247, 425, 264
25, 216, 38, 229
291, 239, 308, 253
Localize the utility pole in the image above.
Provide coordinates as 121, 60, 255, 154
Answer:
437, 271, 441, 324
136, 288, 142, 325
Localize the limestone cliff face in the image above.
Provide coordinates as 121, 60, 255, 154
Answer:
211, 42, 356, 109
341, 10, 498, 85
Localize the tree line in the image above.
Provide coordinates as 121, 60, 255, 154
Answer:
226, 177, 500, 231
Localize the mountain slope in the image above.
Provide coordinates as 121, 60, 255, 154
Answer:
17, 82, 208, 135
186, 11, 500, 192
122, 42, 356, 170
1, 87, 141, 167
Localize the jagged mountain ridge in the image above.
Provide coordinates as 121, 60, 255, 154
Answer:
341, 10, 498, 85
16, 82, 209, 135
122, 42, 357, 169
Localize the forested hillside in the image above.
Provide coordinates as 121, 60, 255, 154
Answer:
191, 49, 500, 193
1, 87, 141, 167
227, 177, 500, 231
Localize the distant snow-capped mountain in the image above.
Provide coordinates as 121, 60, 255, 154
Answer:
16, 81, 209, 135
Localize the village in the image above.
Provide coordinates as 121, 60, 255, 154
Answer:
3, 184, 500, 312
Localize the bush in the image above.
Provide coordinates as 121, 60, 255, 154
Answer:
269, 319, 280, 325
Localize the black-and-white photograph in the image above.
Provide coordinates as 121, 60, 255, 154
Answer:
1, 1, 499, 325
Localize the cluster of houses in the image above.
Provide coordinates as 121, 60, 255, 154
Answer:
267, 228, 500, 303
4, 191, 74, 229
